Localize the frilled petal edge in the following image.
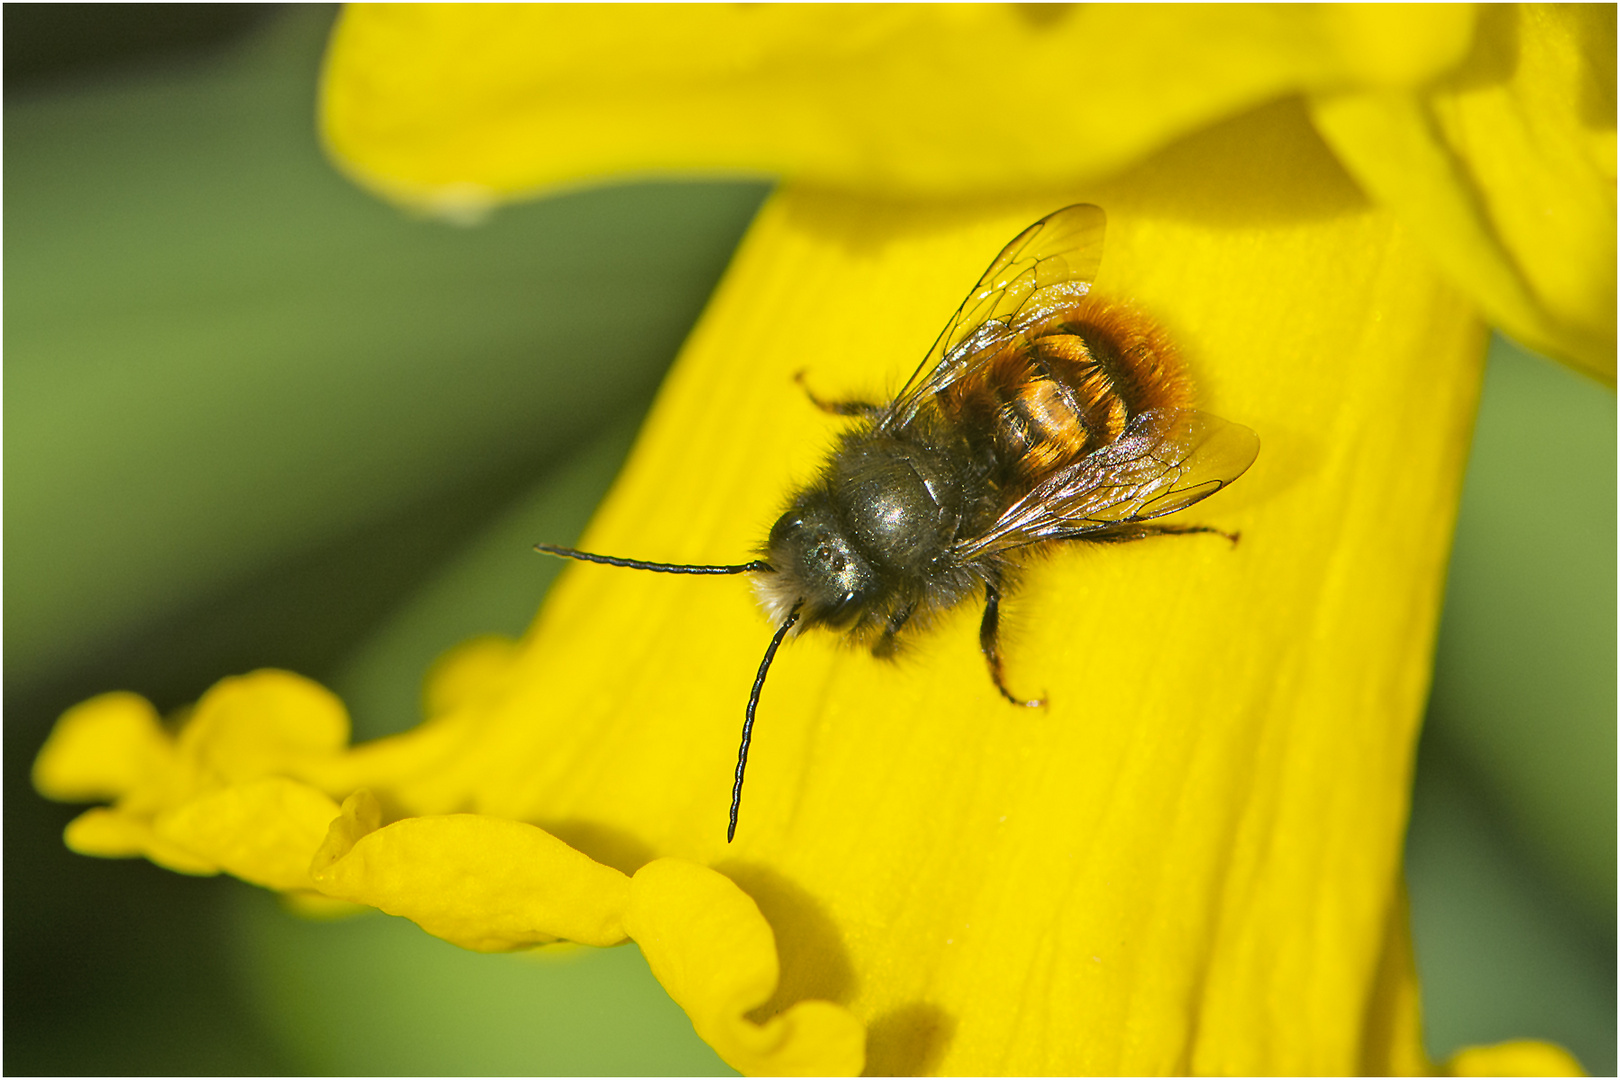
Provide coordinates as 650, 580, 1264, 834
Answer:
308, 790, 632, 951
33, 673, 864, 1078
302, 799, 863, 1074
627, 858, 866, 1076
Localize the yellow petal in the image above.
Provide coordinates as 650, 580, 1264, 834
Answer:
181, 669, 351, 782
345, 118, 1482, 1066
1358, 889, 1431, 1076
43, 91, 1585, 1070
309, 790, 631, 951
422, 632, 521, 718
1446, 1039, 1587, 1076
63, 807, 219, 876
626, 858, 864, 1077
311, 787, 383, 866
321, 4, 1611, 391
320, 5, 1473, 207
1317, 5, 1477, 90
154, 777, 342, 892
32, 690, 171, 802
1310, 5, 1617, 381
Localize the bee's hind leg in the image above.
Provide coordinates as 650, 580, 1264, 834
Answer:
979, 582, 1045, 708
1086, 523, 1241, 546
794, 371, 884, 418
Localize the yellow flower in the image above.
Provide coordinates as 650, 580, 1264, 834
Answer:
35, 5, 1610, 1075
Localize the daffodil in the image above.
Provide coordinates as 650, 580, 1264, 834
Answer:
34, 5, 1610, 1075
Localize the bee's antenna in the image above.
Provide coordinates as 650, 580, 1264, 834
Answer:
729, 600, 803, 843
534, 543, 770, 575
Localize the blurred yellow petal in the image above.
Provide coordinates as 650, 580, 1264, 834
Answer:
309, 789, 631, 951
1309, 5, 1617, 380
1446, 1039, 1587, 1076
626, 858, 865, 1076
320, 4, 1472, 207
32, 690, 171, 802
1318, 5, 1478, 89
421, 632, 521, 718
182, 669, 351, 782
322, 3, 1611, 391
63, 807, 219, 876
38, 682, 352, 886
1358, 891, 1430, 1076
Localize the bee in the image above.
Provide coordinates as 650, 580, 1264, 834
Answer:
537, 204, 1259, 841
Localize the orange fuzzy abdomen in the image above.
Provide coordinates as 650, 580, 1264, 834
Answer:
941, 294, 1191, 495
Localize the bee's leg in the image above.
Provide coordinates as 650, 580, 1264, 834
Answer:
979, 582, 1045, 708
870, 604, 915, 659
1085, 523, 1241, 546
794, 370, 884, 418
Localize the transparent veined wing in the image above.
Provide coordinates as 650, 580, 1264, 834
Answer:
954, 409, 1259, 558
883, 204, 1107, 430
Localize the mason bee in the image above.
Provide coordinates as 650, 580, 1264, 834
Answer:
537, 204, 1259, 841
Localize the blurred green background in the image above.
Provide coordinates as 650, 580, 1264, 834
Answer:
5, 6, 1613, 1074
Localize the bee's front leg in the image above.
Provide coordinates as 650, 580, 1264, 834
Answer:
794, 370, 884, 419
870, 603, 915, 659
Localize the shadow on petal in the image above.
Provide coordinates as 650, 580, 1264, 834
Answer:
1095, 96, 1367, 228
863, 1001, 958, 1077
543, 816, 660, 878
718, 859, 859, 1016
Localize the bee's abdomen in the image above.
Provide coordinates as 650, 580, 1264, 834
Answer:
948, 295, 1191, 486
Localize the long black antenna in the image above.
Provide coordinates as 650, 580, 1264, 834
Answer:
729, 600, 803, 843
534, 543, 769, 575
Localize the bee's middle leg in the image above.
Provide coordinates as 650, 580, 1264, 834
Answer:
794, 371, 884, 418
979, 582, 1045, 709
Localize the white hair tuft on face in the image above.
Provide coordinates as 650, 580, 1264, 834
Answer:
751, 569, 806, 630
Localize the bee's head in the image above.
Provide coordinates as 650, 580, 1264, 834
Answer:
754, 491, 877, 630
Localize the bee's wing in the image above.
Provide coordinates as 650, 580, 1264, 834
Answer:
955, 409, 1260, 558
884, 204, 1107, 429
